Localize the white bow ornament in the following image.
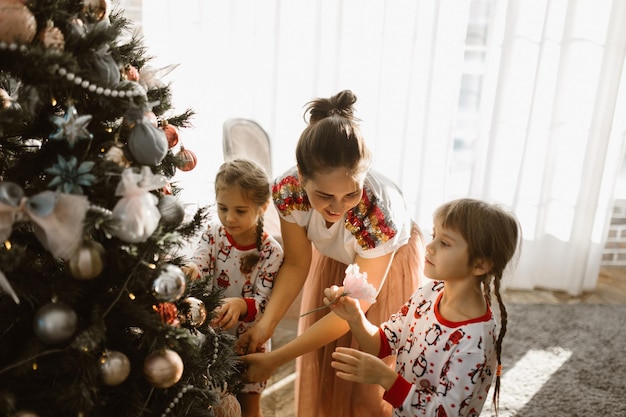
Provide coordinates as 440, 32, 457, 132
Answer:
111, 166, 167, 243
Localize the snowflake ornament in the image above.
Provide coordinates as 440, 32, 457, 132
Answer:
45, 155, 96, 195
49, 103, 93, 148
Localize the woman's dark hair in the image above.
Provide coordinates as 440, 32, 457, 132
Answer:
295, 90, 372, 182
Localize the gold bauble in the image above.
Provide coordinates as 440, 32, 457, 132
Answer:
100, 350, 131, 386
143, 349, 184, 389
0, 87, 11, 109
68, 240, 105, 280
213, 394, 242, 417
0, 0, 37, 44
82, 0, 110, 21
12, 411, 39, 417
38, 21, 65, 52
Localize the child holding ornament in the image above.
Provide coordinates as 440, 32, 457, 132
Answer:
186, 158, 283, 417
239, 90, 425, 417
323, 198, 521, 417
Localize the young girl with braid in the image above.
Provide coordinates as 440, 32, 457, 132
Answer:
186, 158, 283, 417
324, 198, 521, 417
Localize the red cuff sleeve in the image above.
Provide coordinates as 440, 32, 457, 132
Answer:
377, 328, 392, 358
382, 375, 412, 408
240, 298, 257, 322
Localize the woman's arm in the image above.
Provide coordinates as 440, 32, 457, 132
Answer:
242, 308, 351, 382
241, 251, 395, 382
237, 218, 312, 353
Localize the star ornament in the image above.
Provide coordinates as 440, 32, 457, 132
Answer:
49, 104, 94, 148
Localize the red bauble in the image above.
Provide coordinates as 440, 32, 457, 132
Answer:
0, 0, 37, 44
176, 146, 197, 172
160, 122, 179, 148
122, 64, 140, 81
154, 302, 179, 326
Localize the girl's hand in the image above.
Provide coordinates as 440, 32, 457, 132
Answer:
211, 297, 246, 330
331, 347, 398, 390
323, 285, 362, 323
181, 263, 201, 280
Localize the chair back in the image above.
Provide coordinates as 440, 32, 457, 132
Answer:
222, 118, 272, 176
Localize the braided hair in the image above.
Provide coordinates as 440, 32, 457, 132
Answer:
214, 158, 271, 274
433, 198, 521, 415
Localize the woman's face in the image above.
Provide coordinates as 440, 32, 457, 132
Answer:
301, 167, 363, 225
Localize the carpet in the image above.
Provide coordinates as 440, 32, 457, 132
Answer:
480, 303, 626, 417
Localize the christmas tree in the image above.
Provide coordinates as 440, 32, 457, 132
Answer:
0, 1, 242, 416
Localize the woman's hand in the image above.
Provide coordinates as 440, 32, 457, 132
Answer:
323, 285, 362, 323
235, 319, 274, 354
239, 351, 279, 383
331, 347, 398, 390
211, 297, 246, 331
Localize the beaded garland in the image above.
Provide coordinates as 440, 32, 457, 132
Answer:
159, 326, 221, 417
0, 40, 146, 99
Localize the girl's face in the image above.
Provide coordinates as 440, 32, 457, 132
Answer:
301, 167, 363, 225
424, 222, 473, 281
216, 184, 263, 245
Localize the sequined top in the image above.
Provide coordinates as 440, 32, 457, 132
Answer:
272, 166, 412, 264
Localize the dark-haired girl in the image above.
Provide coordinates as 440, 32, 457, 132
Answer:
325, 198, 521, 417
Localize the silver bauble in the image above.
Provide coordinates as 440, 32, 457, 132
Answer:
158, 195, 185, 226
100, 350, 131, 386
128, 121, 168, 165
152, 264, 186, 302
33, 302, 78, 345
0, 181, 24, 207
178, 296, 207, 327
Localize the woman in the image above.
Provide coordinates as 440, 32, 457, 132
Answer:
239, 90, 425, 417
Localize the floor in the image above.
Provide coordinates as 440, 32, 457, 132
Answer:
259, 266, 626, 417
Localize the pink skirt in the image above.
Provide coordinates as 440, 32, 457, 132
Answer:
295, 223, 425, 417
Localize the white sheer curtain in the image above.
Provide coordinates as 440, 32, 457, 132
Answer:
477, 0, 626, 293
136, 0, 626, 295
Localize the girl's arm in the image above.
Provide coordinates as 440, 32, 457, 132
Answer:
324, 286, 381, 355
237, 218, 312, 353
244, 239, 283, 322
